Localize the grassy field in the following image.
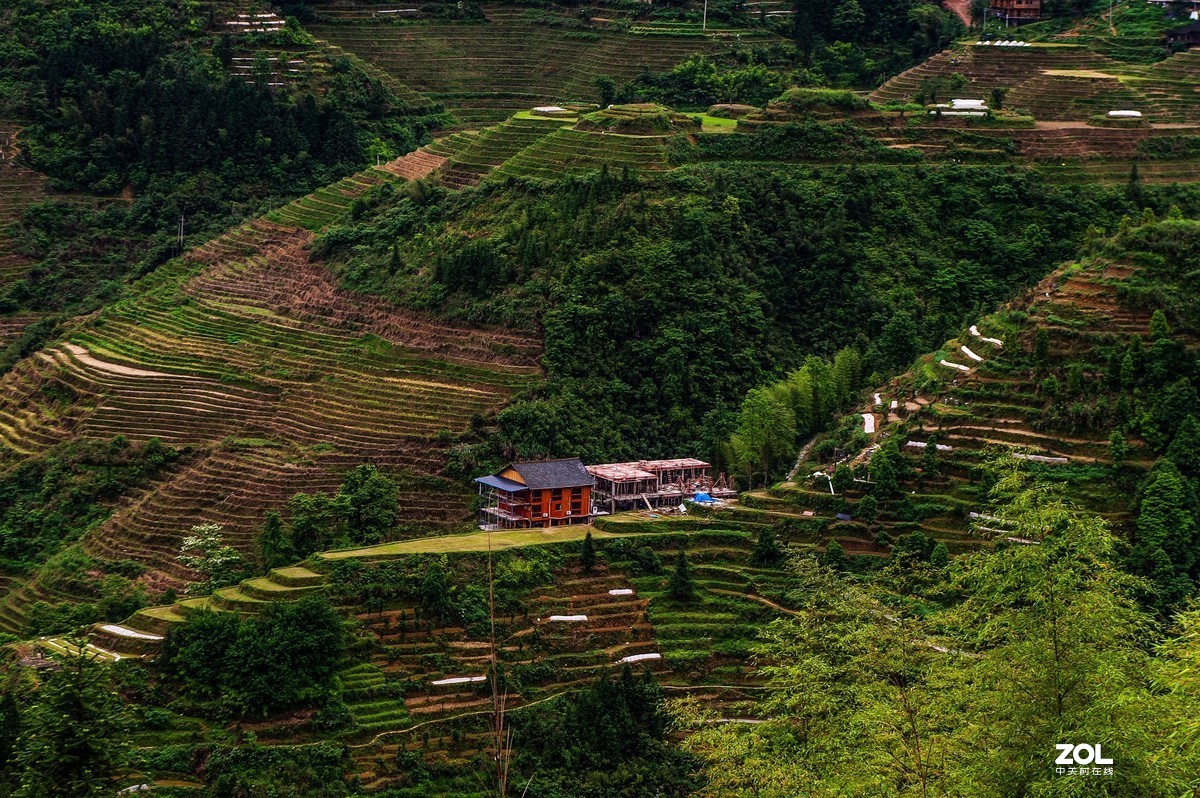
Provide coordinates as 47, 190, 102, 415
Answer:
319, 525, 629, 559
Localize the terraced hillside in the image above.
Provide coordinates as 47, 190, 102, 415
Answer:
308, 4, 770, 125
81, 522, 798, 791
430, 112, 577, 187
772, 221, 1192, 562
870, 42, 1200, 124
493, 125, 672, 180
0, 122, 47, 343
376, 106, 685, 187
0, 152, 543, 634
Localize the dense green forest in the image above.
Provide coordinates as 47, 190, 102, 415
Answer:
320, 166, 1199, 473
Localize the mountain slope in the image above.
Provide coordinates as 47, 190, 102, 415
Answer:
0, 156, 542, 634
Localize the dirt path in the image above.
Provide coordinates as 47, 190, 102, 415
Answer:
787, 434, 819, 481
944, 0, 972, 27
710, 588, 801, 617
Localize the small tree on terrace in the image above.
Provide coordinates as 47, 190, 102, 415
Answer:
667, 548, 698, 602
13, 654, 131, 798
821, 539, 848, 571
581, 530, 598, 573
1033, 328, 1050, 368
831, 464, 854, 494
594, 75, 617, 108
179, 523, 246, 594
288, 492, 343, 557
753, 527, 785, 566
1150, 309, 1171, 342
857, 494, 878, 527
258, 510, 294, 570
869, 438, 901, 496
1110, 431, 1130, 471
337, 464, 398, 544
732, 386, 796, 488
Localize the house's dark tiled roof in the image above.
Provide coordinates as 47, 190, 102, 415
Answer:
512, 458, 595, 489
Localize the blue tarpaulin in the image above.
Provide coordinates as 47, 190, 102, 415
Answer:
693, 492, 715, 504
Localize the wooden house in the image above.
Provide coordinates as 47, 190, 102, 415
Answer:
475, 458, 595, 529
990, 0, 1043, 23
1167, 20, 1200, 47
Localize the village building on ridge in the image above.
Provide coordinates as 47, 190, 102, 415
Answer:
474, 457, 735, 529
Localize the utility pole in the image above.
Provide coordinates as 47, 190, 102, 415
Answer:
702, 0, 708, 31
487, 527, 510, 797
177, 213, 185, 257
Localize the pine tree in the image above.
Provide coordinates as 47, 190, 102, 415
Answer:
820, 539, 847, 571
929, 541, 949, 569
869, 439, 900, 496
258, 510, 294, 570
1033, 328, 1050, 368
419, 560, 454, 624
581, 530, 597, 573
667, 548, 697, 602
14, 655, 130, 798
1167, 415, 1200, 479
752, 528, 784, 565
1150, 309, 1171, 342
1110, 431, 1130, 471
922, 434, 940, 475
1132, 462, 1198, 614
1126, 161, 1143, 205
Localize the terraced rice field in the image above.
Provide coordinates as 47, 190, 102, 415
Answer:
0, 122, 48, 342
434, 113, 576, 187
1038, 158, 1200, 185
493, 126, 671, 180
265, 165, 400, 229
0, 151, 542, 630
871, 42, 1200, 124
777, 247, 1165, 559
308, 5, 759, 124
873, 122, 1200, 181
100, 524, 789, 791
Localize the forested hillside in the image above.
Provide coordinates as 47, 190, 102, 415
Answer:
319, 164, 1158, 466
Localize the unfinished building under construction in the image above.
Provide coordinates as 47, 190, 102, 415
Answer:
586, 458, 735, 512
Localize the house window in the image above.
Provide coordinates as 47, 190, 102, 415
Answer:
554, 503, 562, 512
